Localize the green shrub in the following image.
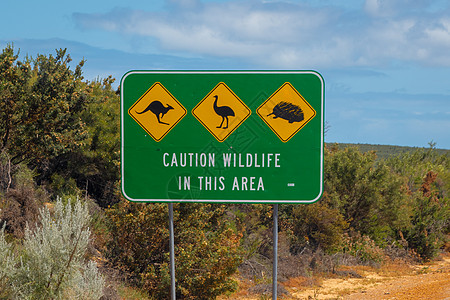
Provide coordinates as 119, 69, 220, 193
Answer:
405, 172, 449, 260
387, 148, 450, 260
106, 201, 243, 299
289, 199, 348, 254
0, 198, 104, 299
338, 232, 385, 265
0, 224, 15, 299
324, 146, 411, 243
0, 160, 46, 238
49, 173, 81, 199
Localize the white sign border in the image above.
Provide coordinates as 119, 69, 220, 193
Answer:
121, 70, 324, 204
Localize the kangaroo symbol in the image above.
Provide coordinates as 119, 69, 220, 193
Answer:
213, 95, 235, 129
136, 101, 174, 125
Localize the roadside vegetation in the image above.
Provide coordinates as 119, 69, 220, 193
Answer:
1, 45, 449, 299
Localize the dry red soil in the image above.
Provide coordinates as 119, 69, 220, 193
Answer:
227, 252, 450, 300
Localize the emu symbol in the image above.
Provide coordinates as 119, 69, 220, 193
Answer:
213, 95, 235, 129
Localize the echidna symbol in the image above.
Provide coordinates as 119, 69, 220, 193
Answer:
267, 101, 304, 123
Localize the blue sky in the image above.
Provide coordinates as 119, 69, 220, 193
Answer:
2, 0, 450, 149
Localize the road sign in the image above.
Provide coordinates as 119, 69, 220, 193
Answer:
121, 71, 324, 204
192, 82, 251, 142
257, 82, 316, 142
128, 82, 187, 142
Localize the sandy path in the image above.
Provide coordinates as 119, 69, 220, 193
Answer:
227, 253, 450, 299
344, 271, 450, 300
290, 255, 450, 300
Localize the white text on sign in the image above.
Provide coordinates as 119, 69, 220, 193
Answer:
177, 176, 265, 192
163, 152, 281, 168
162, 152, 282, 192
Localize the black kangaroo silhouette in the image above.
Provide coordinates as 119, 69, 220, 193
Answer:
136, 100, 174, 125
213, 95, 235, 129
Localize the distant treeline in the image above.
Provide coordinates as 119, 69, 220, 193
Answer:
335, 143, 450, 160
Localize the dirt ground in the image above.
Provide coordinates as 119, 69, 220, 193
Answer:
232, 252, 450, 300
342, 254, 450, 300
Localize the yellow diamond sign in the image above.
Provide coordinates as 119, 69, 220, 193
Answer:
192, 82, 251, 142
257, 82, 316, 142
128, 82, 186, 142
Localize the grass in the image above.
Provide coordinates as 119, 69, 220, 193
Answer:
117, 284, 153, 300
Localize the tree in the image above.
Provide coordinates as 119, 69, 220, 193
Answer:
0, 45, 30, 155
323, 146, 411, 243
406, 171, 449, 260
386, 147, 450, 260
1, 45, 121, 206
39, 76, 121, 206
0, 45, 91, 170
70, 76, 121, 206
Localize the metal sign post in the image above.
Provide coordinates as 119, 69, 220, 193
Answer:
273, 204, 278, 300
169, 203, 176, 300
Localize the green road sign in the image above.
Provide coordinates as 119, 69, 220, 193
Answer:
121, 71, 324, 204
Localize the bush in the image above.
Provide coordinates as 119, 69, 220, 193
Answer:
289, 199, 348, 253
324, 146, 410, 242
0, 198, 104, 299
406, 172, 450, 260
338, 231, 385, 265
387, 148, 450, 260
0, 159, 47, 238
0, 224, 14, 299
106, 201, 243, 299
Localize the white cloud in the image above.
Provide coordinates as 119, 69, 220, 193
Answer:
72, 0, 450, 68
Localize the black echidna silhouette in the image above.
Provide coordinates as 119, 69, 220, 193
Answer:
267, 101, 304, 123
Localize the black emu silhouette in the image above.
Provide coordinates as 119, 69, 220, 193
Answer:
136, 100, 174, 125
213, 95, 235, 129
